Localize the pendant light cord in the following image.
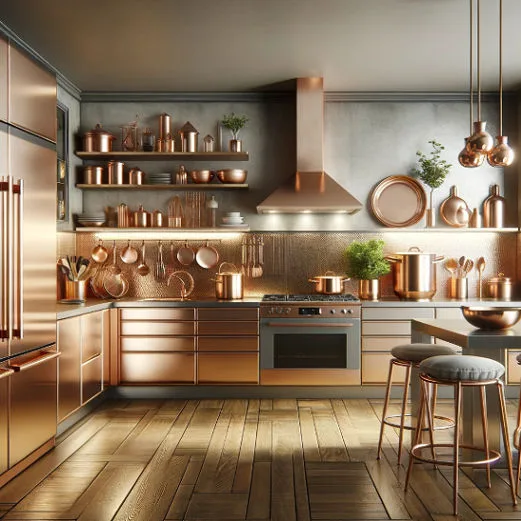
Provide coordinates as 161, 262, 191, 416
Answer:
477, 0, 482, 121
469, 0, 474, 133
499, 0, 503, 135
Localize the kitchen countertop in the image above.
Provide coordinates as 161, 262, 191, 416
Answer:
55, 296, 521, 320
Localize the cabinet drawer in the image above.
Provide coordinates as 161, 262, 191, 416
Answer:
362, 321, 411, 336
197, 353, 258, 384
198, 321, 259, 336
362, 336, 411, 352
120, 321, 195, 336
120, 353, 195, 384
435, 307, 463, 320
82, 312, 103, 362
362, 307, 434, 321
82, 355, 102, 404
507, 350, 521, 385
198, 308, 259, 321
120, 308, 195, 321
362, 353, 406, 384
198, 336, 259, 352
121, 336, 195, 352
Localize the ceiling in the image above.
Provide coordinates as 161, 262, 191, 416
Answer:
1, 0, 521, 93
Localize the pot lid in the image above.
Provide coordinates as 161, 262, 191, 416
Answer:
90, 123, 115, 139
489, 273, 511, 283
179, 121, 199, 134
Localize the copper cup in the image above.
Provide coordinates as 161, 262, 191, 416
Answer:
107, 161, 125, 184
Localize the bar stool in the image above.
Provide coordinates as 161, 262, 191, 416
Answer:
405, 354, 517, 516
377, 343, 457, 464
513, 353, 521, 493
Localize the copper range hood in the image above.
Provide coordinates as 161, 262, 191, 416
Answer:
257, 77, 362, 214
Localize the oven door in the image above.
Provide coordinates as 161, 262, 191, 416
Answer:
260, 317, 360, 369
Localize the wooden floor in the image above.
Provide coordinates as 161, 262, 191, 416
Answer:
0, 397, 520, 520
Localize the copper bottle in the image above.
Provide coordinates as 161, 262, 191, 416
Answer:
483, 184, 505, 228
159, 113, 171, 140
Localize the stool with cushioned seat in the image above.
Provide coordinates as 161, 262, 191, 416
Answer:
405, 354, 517, 516
376, 343, 457, 464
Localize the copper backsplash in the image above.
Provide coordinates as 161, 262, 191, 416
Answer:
74, 232, 519, 300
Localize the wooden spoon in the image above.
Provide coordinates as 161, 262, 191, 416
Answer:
476, 256, 486, 299
445, 258, 458, 277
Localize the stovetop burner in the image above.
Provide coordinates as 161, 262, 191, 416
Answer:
262, 293, 360, 303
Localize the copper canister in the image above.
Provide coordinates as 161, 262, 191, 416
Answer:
83, 132, 95, 152
83, 165, 104, 184
108, 161, 125, 184
159, 113, 171, 140
486, 274, 512, 300
128, 167, 144, 185
117, 203, 129, 228
156, 138, 165, 152
178, 121, 199, 152
152, 210, 165, 228
134, 205, 149, 227
84, 124, 116, 152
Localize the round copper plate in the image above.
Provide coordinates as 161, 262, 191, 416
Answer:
370, 175, 427, 227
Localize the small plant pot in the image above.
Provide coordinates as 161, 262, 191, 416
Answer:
229, 139, 242, 152
358, 279, 380, 301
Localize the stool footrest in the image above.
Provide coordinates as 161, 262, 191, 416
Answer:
410, 442, 501, 467
383, 413, 455, 431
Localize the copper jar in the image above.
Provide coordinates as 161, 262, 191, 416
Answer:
486, 274, 512, 301
128, 167, 144, 185
83, 124, 116, 152
107, 161, 125, 184
83, 165, 104, 184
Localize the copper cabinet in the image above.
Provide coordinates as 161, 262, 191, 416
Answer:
82, 356, 102, 403
8, 45, 56, 142
0, 365, 10, 474
0, 37, 7, 123
57, 316, 81, 422
82, 311, 103, 363
197, 307, 259, 385
118, 308, 196, 385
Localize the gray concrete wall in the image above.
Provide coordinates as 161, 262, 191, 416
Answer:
78, 95, 518, 231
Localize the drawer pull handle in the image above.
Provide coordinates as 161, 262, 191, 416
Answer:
266, 322, 354, 328
10, 351, 61, 371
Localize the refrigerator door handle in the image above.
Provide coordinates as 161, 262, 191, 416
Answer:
13, 179, 23, 339
0, 177, 7, 340
0, 367, 14, 379
9, 350, 61, 372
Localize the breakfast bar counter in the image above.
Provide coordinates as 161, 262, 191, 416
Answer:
411, 318, 521, 456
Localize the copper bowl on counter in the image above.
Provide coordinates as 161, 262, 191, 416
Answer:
190, 170, 215, 184
216, 169, 247, 184
461, 306, 521, 330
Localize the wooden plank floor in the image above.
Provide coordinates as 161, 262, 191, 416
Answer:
0, 398, 519, 520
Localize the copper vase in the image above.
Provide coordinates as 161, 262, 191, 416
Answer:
358, 279, 380, 301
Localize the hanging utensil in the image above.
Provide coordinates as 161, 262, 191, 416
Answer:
137, 241, 150, 277
251, 236, 263, 278
120, 240, 139, 264
476, 256, 486, 299
195, 241, 219, 269
240, 236, 248, 275
177, 241, 195, 266
108, 242, 122, 275
155, 241, 166, 281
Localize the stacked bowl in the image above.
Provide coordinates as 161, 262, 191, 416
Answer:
221, 212, 248, 228
147, 172, 172, 185
75, 213, 105, 227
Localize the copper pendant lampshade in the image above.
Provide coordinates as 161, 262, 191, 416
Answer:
459, 137, 485, 168
487, 0, 515, 167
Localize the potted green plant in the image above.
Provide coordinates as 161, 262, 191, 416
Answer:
344, 239, 390, 300
412, 139, 452, 227
222, 112, 248, 152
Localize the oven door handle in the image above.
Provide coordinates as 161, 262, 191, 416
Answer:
266, 322, 354, 328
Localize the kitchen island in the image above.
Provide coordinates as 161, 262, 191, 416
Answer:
411, 318, 521, 456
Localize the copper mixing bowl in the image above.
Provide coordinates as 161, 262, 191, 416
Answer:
461, 306, 521, 330
190, 170, 215, 184
216, 169, 247, 184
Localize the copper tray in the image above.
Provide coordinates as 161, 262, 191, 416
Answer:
370, 175, 427, 227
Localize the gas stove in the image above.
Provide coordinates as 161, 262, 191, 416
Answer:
260, 294, 361, 318
262, 293, 360, 303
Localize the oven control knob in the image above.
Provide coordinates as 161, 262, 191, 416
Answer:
277, 307, 284, 315
330, 309, 336, 314
341, 309, 352, 314
269, 307, 276, 315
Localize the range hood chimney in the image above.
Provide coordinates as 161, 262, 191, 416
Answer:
257, 77, 362, 214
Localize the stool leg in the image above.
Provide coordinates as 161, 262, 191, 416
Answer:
424, 381, 436, 464
453, 381, 462, 516
479, 385, 491, 488
405, 378, 428, 492
514, 383, 521, 495
377, 360, 394, 461
397, 362, 412, 465
497, 381, 518, 506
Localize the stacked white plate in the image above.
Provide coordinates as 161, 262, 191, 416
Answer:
147, 172, 173, 185
76, 213, 105, 227
220, 212, 248, 228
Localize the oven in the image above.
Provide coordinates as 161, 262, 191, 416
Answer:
260, 295, 361, 371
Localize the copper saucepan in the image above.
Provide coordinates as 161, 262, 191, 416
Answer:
308, 272, 350, 294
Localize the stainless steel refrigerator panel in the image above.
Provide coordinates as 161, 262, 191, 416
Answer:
9, 347, 58, 466
0, 37, 7, 123
0, 363, 11, 474
8, 131, 56, 356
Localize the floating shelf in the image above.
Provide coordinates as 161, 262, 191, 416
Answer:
75, 227, 250, 236
76, 183, 248, 190
75, 151, 249, 161
361, 227, 520, 233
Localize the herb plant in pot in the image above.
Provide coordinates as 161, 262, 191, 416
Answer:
344, 239, 390, 300
222, 113, 248, 152
412, 139, 452, 227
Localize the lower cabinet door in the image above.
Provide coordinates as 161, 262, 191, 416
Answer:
197, 353, 259, 384
82, 355, 102, 404
120, 353, 195, 384
362, 353, 407, 384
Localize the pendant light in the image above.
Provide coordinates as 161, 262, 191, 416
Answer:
459, 0, 485, 168
487, 0, 515, 166
466, 0, 494, 157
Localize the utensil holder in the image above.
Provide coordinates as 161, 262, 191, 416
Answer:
64, 280, 87, 302
449, 278, 468, 300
